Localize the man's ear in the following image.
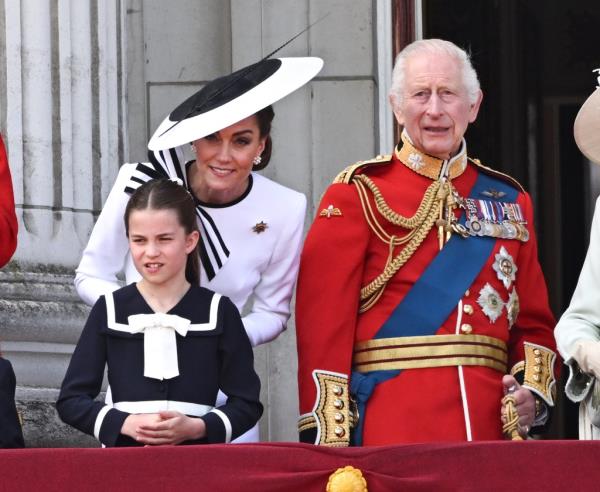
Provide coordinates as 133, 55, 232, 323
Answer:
468, 90, 483, 123
389, 93, 405, 126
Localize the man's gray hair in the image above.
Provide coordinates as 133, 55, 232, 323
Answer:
389, 39, 480, 105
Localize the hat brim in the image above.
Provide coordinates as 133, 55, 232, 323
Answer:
574, 88, 600, 165
148, 57, 323, 151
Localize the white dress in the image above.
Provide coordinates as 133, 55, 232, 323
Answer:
75, 149, 306, 442
555, 196, 600, 439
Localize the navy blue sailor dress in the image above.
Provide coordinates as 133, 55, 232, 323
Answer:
57, 283, 263, 447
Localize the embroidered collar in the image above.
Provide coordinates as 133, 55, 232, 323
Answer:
396, 130, 468, 180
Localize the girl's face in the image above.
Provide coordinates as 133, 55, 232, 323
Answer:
128, 208, 199, 289
190, 115, 266, 205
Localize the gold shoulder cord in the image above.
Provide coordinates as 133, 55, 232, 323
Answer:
353, 174, 454, 312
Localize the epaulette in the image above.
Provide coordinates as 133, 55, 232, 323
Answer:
332, 154, 392, 184
468, 157, 525, 193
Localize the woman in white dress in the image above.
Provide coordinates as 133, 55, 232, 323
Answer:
555, 87, 600, 439
74, 56, 323, 442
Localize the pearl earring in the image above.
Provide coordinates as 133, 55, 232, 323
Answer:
252, 155, 262, 166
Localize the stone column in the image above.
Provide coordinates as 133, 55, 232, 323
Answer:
0, 0, 126, 447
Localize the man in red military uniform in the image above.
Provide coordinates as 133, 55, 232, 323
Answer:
295, 39, 558, 446
0, 134, 17, 267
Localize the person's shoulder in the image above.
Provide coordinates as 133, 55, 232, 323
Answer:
0, 356, 16, 387
192, 284, 219, 300
187, 285, 238, 320
105, 162, 142, 197
0, 357, 13, 374
187, 284, 228, 307
119, 162, 139, 172
468, 157, 525, 193
252, 173, 306, 206
110, 283, 138, 301
332, 154, 394, 185
113, 162, 140, 181
252, 172, 303, 197
100, 284, 138, 316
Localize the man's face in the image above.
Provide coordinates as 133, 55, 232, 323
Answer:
392, 51, 482, 160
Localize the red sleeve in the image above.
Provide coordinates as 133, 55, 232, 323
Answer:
509, 191, 559, 402
295, 182, 369, 444
0, 135, 17, 267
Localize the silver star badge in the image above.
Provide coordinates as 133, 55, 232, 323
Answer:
506, 289, 520, 329
493, 246, 517, 289
408, 152, 424, 171
477, 283, 505, 323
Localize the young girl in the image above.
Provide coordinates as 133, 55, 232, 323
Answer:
57, 179, 262, 446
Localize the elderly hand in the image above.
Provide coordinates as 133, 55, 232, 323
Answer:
134, 410, 206, 445
572, 340, 600, 379
500, 374, 535, 439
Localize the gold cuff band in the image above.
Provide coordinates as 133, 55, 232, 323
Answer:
522, 342, 557, 406
298, 414, 317, 433
307, 371, 353, 446
353, 334, 508, 373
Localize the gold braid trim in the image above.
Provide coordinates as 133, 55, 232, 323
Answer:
501, 394, 524, 440
354, 174, 442, 229
353, 174, 451, 312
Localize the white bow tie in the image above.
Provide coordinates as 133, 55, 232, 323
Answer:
128, 313, 191, 380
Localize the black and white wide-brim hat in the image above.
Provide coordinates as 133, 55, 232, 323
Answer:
148, 57, 323, 151
574, 87, 600, 164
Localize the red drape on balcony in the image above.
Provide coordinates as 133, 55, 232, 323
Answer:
0, 441, 595, 491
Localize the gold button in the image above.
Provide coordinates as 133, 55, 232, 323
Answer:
534, 366, 542, 373
334, 426, 345, 437
463, 304, 474, 315
460, 323, 473, 334
534, 374, 541, 382
535, 357, 542, 364
334, 412, 344, 423
334, 399, 344, 410
332, 385, 343, 396
533, 349, 541, 356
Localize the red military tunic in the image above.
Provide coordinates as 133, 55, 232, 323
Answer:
296, 135, 558, 446
0, 135, 17, 267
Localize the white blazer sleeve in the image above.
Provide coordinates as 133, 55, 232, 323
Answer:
243, 192, 307, 346
555, 196, 600, 359
74, 164, 136, 306
555, 196, 600, 401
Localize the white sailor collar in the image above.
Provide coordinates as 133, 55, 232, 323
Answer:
104, 284, 222, 333
103, 285, 223, 380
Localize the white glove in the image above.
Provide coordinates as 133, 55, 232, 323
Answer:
572, 340, 600, 379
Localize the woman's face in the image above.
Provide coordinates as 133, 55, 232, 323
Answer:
190, 115, 266, 204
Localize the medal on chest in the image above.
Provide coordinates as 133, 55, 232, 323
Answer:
463, 197, 529, 242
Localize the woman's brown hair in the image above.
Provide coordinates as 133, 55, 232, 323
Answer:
253, 105, 275, 170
